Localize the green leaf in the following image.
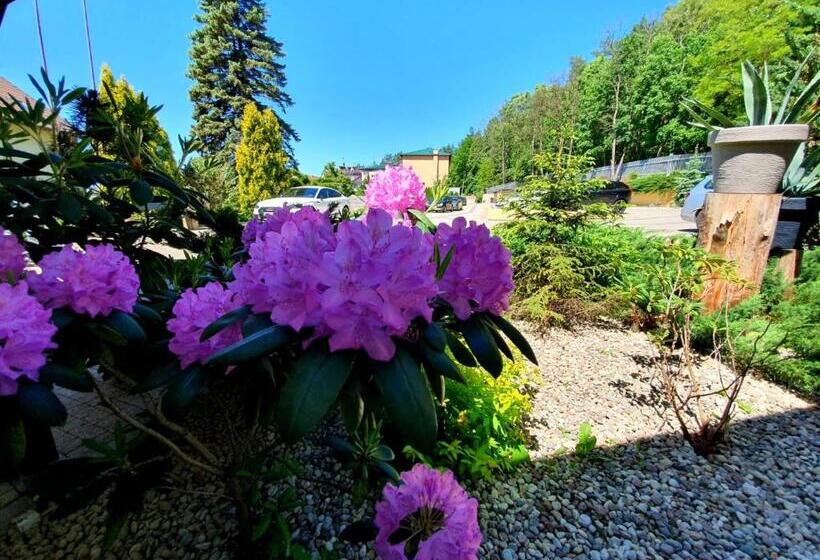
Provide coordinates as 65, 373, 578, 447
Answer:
681, 97, 733, 128
407, 208, 436, 233
18, 384, 67, 426
784, 69, 820, 124
375, 460, 400, 482
241, 313, 273, 337
374, 346, 437, 451
339, 387, 364, 433
252, 511, 273, 542
103, 310, 146, 344
488, 314, 538, 364
436, 245, 455, 280
483, 319, 513, 360
741, 60, 767, 125
421, 344, 464, 382
143, 170, 190, 203
39, 363, 93, 392
422, 322, 446, 352
200, 304, 252, 342
340, 519, 378, 544
0, 417, 26, 469
57, 192, 83, 223
326, 436, 356, 456
162, 367, 203, 411
776, 49, 813, 123
373, 444, 395, 462
276, 348, 355, 442
205, 325, 292, 366
459, 316, 503, 377
428, 372, 445, 404
137, 362, 182, 392
133, 303, 163, 323
445, 330, 477, 367
129, 179, 153, 206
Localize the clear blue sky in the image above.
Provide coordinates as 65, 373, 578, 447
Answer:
0, 0, 671, 175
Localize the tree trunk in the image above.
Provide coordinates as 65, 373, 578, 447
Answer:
698, 193, 781, 312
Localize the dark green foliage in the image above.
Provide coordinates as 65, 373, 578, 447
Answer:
188, 0, 296, 157
691, 250, 820, 397
626, 173, 681, 193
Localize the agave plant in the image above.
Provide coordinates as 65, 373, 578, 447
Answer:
682, 51, 820, 130
782, 143, 820, 196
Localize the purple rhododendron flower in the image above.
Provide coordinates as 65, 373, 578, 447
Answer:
28, 244, 139, 317
168, 282, 243, 368
321, 209, 437, 361
374, 463, 482, 560
0, 282, 57, 396
435, 217, 514, 320
241, 205, 324, 248
364, 165, 427, 220
231, 207, 336, 331
0, 226, 27, 282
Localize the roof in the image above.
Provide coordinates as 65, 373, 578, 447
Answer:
400, 148, 451, 157
0, 76, 69, 127
0, 76, 37, 106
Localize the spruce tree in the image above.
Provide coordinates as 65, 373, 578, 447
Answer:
187, 0, 296, 158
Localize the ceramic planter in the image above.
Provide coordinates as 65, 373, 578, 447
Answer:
708, 124, 809, 194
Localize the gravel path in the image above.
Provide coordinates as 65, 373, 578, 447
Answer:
2, 325, 817, 559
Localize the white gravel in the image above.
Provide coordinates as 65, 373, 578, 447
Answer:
2, 324, 817, 559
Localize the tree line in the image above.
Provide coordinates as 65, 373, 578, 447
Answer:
447, 0, 819, 195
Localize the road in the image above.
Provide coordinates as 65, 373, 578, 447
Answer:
429, 202, 696, 236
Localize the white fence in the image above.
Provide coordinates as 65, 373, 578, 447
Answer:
589, 153, 712, 179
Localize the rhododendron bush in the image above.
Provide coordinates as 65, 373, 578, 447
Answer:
0, 73, 534, 558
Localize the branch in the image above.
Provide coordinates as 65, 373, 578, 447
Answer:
85, 372, 221, 476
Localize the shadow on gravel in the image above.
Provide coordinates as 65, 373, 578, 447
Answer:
478, 405, 820, 559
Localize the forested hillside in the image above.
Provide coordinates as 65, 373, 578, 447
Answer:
448, 0, 819, 194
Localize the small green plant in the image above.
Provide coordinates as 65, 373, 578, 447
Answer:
326, 420, 399, 504
575, 422, 597, 457
404, 359, 535, 479
682, 51, 820, 129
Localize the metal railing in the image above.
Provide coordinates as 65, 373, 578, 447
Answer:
588, 153, 712, 179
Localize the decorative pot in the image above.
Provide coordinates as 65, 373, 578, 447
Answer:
772, 196, 820, 250
708, 124, 809, 194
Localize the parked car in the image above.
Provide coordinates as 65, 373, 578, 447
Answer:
680, 175, 714, 223
254, 186, 351, 218
591, 181, 632, 204
431, 195, 465, 212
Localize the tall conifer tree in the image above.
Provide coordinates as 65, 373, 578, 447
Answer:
187, 0, 296, 158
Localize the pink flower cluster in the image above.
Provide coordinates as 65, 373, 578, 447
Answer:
435, 218, 514, 320
374, 463, 482, 560
232, 207, 336, 331
321, 209, 436, 360
241, 206, 309, 248
167, 282, 244, 368
364, 165, 427, 220
231, 208, 436, 361
0, 226, 27, 282
0, 282, 57, 396
28, 244, 139, 317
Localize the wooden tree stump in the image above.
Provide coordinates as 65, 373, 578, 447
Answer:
698, 193, 781, 312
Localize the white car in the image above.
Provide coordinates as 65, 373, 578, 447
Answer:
680, 175, 714, 223
254, 186, 352, 218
